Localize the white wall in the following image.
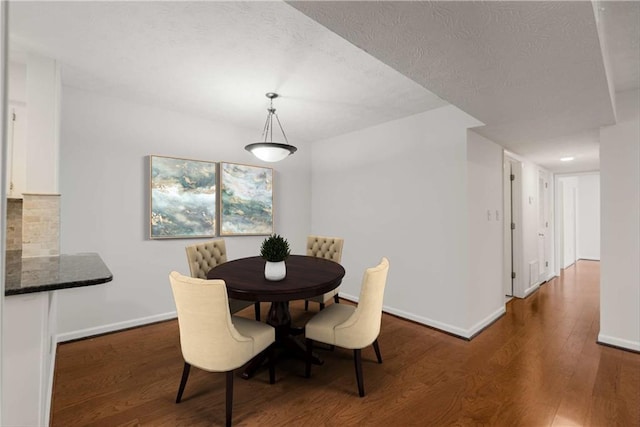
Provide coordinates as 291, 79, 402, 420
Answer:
467, 131, 505, 334
310, 105, 496, 338
57, 86, 312, 340
0, 3, 8, 423
7, 61, 25, 103
577, 173, 600, 260
561, 176, 578, 269
599, 89, 640, 352
24, 54, 60, 193
2, 51, 60, 427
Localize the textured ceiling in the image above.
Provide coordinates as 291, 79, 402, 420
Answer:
8, 1, 639, 173
8, 1, 446, 143
289, 1, 638, 172
509, 129, 601, 174
600, 1, 640, 92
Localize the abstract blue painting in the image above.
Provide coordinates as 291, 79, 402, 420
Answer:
150, 155, 217, 239
220, 162, 273, 235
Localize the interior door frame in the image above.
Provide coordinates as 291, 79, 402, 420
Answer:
503, 154, 523, 298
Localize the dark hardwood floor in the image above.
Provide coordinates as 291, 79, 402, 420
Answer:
51, 261, 640, 426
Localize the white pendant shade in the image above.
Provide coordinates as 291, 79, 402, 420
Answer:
246, 143, 295, 162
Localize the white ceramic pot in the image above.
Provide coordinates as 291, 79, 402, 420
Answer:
265, 261, 286, 281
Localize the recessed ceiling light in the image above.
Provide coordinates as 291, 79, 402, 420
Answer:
560, 157, 575, 162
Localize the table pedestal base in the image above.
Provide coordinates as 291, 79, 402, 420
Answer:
240, 301, 323, 379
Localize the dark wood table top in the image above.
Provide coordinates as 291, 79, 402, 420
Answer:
206, 255, 345, 302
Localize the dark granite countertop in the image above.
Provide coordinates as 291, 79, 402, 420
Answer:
5, 251, 113, 296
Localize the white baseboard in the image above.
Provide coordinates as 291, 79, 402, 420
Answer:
56, 311, 177, 343
467, 306, 506, 338
340, 292, 503, 340
43, 342, 57, 426
522, 283, 540, 298
597, 333, 640, 352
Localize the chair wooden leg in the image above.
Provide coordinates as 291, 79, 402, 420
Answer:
254, 302, 261, 321
304, 300, 309, 311
226, 371, 234, 427
175, 362, 191, 403
268, 345, 276, 384
354, 349, 365, 397
334, 294, 340, 304
373, 339, 383, 364
319, 302, 325, 310
305, 339, 313, 378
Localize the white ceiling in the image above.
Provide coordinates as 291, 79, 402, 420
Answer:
602, 1, 640, 92
8, 1, 640, 173
290, 1, 639, 173
9, 1, 446, 143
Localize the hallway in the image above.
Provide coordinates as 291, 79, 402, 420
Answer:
51, 260, 639, 426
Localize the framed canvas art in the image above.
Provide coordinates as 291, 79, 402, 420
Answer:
149, 155, 217, 239
220, 162, 273, 236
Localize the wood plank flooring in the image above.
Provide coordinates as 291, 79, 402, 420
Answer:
51, 261, 640, 426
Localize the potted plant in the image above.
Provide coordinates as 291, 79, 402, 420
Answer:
260, 234, 291, 281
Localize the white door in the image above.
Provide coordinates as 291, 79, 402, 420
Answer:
6, 104, 27, 197
561, 179, 578, 269
503, 160, 513, 296
503, 157, 522, 297
537, 171, 550, 281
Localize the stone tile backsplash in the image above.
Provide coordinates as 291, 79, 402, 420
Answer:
21, 194, 61, 258
6, 199, 23, 251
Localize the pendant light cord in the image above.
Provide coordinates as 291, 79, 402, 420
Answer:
260, 96, 289, 144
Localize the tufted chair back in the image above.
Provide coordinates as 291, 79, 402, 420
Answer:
307, 235, 344, 263
185, 239, 228, 279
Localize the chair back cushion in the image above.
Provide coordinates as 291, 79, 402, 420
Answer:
335, 257, 389, 348
185, 239, 228, 279
169, 271, 253, 371
307, 235, 344, 263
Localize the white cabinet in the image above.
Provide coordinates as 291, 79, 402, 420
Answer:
5, 105, 27, 197
2, 291, 57, 427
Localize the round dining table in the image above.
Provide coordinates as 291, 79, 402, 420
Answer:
207, 254, 346, 378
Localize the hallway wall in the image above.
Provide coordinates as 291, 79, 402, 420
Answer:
310, 105, 494, 337
599, 89, 640, 351
577, 173, 600, 261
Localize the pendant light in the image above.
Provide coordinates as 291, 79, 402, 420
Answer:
245, 92, 297, 162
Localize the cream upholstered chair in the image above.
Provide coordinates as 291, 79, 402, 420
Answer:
186, 239, 261, 321
305, 235, 344, 311
305, 257, 389, 397
170, 271, 275, 427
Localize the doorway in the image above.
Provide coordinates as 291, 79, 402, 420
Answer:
558, 177, 578, 269
555, 174, 600, 275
